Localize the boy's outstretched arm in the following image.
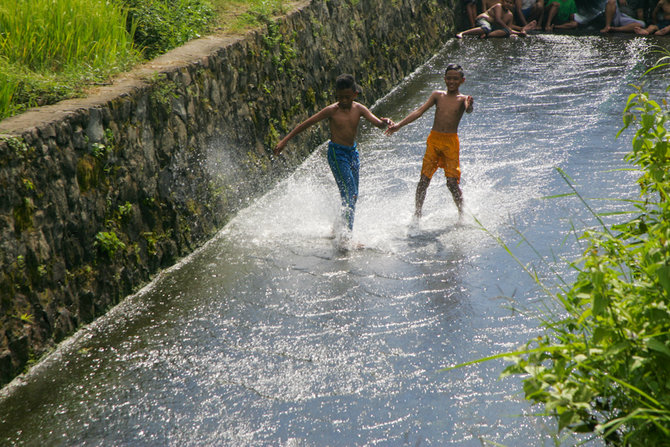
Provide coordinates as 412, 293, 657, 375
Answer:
274, 106, 333, 155
385, 94, 436, 135
359, 104, 394, 129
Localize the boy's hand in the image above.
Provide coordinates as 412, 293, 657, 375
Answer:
381, 117, 394, 127
273, 142, 285, 156
465, 95, 474, 112
385, 123, 400, 135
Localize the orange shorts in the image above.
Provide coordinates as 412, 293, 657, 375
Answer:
421, 130, 460, 182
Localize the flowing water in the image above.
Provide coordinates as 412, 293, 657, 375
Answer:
1, 34, 666, 446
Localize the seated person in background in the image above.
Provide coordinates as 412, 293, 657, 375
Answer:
457, 0, 535, 37
632, 0, 655, 22
515, 0, 545, 29
481, 0, 502, 12
544, 0, 579, 30
600, 0, 646, 32
634, 0, 670, 34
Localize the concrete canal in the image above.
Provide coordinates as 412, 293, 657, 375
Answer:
0, 34, 661, 446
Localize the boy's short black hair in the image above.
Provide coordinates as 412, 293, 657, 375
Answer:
336, 74, 362, 94
445, 63, 464, 77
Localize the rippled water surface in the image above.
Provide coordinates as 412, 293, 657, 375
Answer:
1, 35, 665, 446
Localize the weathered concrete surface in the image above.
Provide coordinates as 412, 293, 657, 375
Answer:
0, 0, 456, 387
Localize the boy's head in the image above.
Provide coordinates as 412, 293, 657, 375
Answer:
444, 63, 465, 91
335, 74, 361, 109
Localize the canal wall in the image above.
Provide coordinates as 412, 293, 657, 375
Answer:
0, 0, 456, 386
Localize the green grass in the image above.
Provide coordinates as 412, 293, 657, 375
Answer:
0, 0, 135, 72
0, 0, 139, 119
211, 0, 294, 32
0, 0, 298, 121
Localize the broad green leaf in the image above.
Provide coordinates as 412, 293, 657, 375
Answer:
646, 338, 670, 358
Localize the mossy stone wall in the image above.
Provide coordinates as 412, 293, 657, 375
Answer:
0, 0, 455, 387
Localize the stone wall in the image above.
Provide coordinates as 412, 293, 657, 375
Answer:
0, 0, 456, 386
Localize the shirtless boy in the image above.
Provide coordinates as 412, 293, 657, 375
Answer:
274, 74, 393, 237
385, 64, 474, 223
457, 0, 535, 38
634, 0, 670, 34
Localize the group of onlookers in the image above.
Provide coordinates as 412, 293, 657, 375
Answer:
457, 0, 670, 37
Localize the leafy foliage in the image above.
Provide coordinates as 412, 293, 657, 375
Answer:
119, 0, 214, 59
222, 0, 289, 31
94, 231, 127, 259
503, 75, 670, 444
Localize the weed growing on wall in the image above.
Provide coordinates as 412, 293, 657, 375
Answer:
94, 231, 127, 260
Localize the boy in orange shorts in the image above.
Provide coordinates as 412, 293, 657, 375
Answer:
386, 63, 474, 224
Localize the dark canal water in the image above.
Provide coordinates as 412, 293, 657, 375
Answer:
0, 34, 664, 446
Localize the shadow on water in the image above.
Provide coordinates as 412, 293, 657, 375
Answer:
1, 34, 668, 446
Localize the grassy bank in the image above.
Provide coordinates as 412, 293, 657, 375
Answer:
0, 0, 298, 121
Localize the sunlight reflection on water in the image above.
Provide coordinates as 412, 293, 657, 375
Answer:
0, 34, 662, 446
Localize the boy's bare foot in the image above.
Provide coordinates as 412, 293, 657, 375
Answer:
544, 24, 554, 32
634, 26, 649, 35
523, 20, 537, 31
600, 25, 611, 33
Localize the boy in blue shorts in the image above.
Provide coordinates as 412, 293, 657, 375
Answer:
274, 74, 393, 239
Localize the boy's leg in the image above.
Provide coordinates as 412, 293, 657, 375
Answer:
327, 144, 359, 231
600, 0, 617, 32
457, 26, 487, 37
545, 2, 559, 30
446, 177, 464, 216
415, 174, 431, 218
467, 3, 477, 27
534, 0, 544, 27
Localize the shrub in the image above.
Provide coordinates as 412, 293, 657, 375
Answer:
119, 0, 214, 59
502, 74, 670, 443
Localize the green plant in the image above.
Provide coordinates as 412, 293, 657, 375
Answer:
445, 59, 670, 446
119, 0, 214, 59
90, 142, 108, 159
117, 202, 133, 221
0, 0, 135, 71
500, 83, 670, 443
221, 0, 289, 31
94, 231, 127, 259
0, 0, 139, 119
0, 135, 28, 154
